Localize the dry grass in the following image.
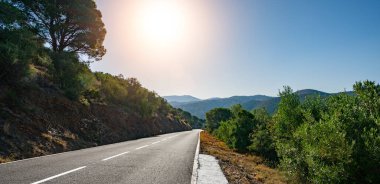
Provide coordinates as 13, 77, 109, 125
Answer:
0, 156, 13, 164
41, 133, 53, 141
54, 138, 68, 150
200, 131, 286, 184
63, 130, 76, 140
41, 133, 68, 150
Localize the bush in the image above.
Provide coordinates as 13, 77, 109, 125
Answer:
50, 52, 96, 100
0, 29, 41, 85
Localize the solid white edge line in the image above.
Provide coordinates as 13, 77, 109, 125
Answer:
135, 145, 149, 150
191, 130, 201, 184
102, 151, 130, 161
30, 166, 86, 184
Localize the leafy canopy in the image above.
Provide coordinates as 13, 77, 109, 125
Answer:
11, 0, 106, 60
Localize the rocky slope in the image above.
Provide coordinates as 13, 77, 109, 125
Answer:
0, 84, 191, 163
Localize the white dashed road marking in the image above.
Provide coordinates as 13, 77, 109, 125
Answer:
135, 145, 149, 150
102, 151, 130, 161
31, 166, 86, 184
151, 141, 161, 145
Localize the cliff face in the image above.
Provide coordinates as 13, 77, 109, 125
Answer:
0, 85, 191, 162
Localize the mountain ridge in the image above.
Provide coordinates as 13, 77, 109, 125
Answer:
167, 89, 352, 119
163, 95, 201, 103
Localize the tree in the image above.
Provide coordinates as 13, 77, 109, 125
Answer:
12, 0, 106, 60
205, 108, 232, 132
231, 105, 255, 151
273, 86, 303, 142
272, 86, 308, 183
214, 105, 255, 152
0, 0, 26, 28
249, 108, 277, 163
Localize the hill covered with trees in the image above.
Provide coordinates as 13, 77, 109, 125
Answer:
0, 0, 202, 162
170, 89, 349, 119
205, 81, 380, 183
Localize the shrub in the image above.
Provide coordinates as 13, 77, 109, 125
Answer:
0, 29, 41, 85
50, 52, 96, 100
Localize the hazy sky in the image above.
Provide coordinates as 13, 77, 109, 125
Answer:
91, 0, 380, 99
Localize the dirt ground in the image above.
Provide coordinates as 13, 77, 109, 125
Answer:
200, 131, 286, 184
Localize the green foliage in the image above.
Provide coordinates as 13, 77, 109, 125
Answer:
0, 28, 42, 85
94, 72, 128, 105
11, 0, 106, 60
0, 0, 26, 28
273, 86, 303, 142
50, 52, 96, 100
296, 118, 352, 183
205, 108, 232, 132
214, 104, 255, 151
248, 108, 277, 163
209, 82, 380, 183
175, 108, 205, 128
273, 82, 380, 183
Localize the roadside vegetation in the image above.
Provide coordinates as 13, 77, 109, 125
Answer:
205, 81, 380, 183
200, 131, 286, 184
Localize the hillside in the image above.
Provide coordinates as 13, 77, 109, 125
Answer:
0, 69, 198, 162
171, 90, 350, 119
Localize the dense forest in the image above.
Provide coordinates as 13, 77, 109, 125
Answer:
206, 81, 380, 183
0, 0, 203, 162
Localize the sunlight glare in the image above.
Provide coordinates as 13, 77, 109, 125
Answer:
137, 1, 186, 48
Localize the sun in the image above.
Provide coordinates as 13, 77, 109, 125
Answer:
121, 0, 214, 65
136, 1, 186, 47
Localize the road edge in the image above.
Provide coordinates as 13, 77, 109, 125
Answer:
191, 130, 201, 184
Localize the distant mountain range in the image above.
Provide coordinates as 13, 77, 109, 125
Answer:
164, 89, 353, 119
163, 95, 201, 106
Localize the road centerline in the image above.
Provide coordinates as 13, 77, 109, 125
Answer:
102, 151, 130, 161
30, 166, 86, 184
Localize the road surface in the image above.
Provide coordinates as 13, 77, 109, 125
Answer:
0, 130, 200, 184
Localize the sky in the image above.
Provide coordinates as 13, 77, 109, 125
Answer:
91, 0, 380, 99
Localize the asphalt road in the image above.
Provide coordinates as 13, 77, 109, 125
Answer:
0, 129, 200, 184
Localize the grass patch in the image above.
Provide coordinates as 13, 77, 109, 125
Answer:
200, 131, 286, 184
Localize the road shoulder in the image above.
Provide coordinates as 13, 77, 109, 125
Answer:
200, 131, 286, 184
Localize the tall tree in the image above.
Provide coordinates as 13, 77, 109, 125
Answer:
205, 108, 232, 132
12, 0, 106, 60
